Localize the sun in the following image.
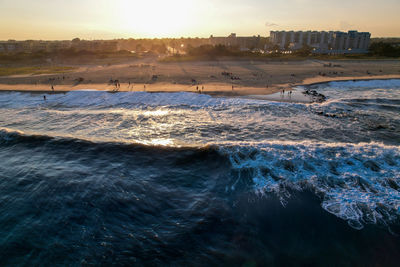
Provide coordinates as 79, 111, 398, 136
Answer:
117, 0, 195, 37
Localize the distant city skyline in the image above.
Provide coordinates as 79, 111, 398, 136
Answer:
0, 0, 399, 40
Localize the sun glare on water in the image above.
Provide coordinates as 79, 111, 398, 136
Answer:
118, 0, 196, 37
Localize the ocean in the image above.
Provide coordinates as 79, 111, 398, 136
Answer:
0, 79, 399, 266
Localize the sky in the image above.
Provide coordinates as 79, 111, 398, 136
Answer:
0, 0, 399, 40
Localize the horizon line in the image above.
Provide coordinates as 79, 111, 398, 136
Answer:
1, 34, 399, 42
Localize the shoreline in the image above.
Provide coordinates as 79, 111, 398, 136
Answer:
298, 74, 400, 87
0, 74, 399, 97
0, 57, 399, 97
0, 82, 282, 96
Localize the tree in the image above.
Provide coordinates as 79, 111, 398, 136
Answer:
135, 43, 144, 52
150, 43, 167, 54
185, 44, 193, 54
369, 42, 400, 57
272, 44, 280, 53
294, 45, 312, 56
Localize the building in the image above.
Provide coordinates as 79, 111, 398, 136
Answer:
71, 40, 118, 52
0, 39, 118, 54
209, 33, 263, 50
270, 30, 371, 54
46, 41, 72, 52
0, 40, 23, 53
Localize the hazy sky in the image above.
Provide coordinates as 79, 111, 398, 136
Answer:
0, 0, 399, 40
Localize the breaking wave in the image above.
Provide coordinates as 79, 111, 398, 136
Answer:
1, 80, 400, 265
1, 128, 399, 230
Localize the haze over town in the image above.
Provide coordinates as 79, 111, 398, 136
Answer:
1, 0, 400, 40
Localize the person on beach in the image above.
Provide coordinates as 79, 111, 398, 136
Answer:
43, 95, 46, 101
51, 85, 54, 92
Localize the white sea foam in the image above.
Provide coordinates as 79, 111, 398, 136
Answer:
0, 80, 399, 230
218, 141, 400, 229
7, 91, 265, 108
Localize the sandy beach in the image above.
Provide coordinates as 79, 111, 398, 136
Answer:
0, 57, 399, 95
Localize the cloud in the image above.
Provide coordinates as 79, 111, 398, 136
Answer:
265, 21, 279, 27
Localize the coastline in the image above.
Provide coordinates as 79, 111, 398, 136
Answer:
298, 74, 400, 87
0, 58, 399, 97
0, 74, 399, 97
0, 82, 282, 96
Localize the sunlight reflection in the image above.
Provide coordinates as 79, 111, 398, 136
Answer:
141, 138, 175, 146
141, 110, 170, 117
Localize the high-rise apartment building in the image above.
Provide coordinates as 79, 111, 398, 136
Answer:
270, 30, 371, 54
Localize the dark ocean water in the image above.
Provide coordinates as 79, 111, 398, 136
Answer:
0, 79, 400, 266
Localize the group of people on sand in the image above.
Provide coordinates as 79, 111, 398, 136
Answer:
221, 71, 241, 80
110, 79, 147, 92
280, 89, 292, 96
127, 81, 138, 91
109, 79, 121, 91
195, 85, 204, 93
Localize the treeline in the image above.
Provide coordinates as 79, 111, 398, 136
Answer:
116, 38, 209, 53
0, 48, 132, 57
184, 43, 400, 58
0, 49, 136, 65
185, 44, 312, 58
368, 42, 400, 57
186, 44, 241, 57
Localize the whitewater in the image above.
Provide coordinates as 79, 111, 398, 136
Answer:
0, 79, 399, 265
